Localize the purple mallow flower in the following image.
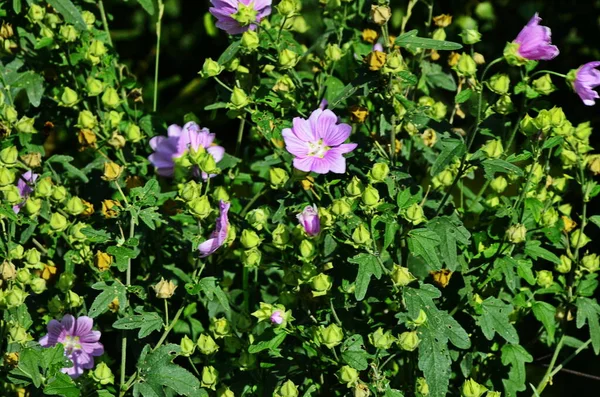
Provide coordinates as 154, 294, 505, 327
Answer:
282, 109, 357, 174
573, 62, 600, 106
13, 170, 39, 214
297, 205, 320, 237
513, 13, 559, 61
148, 122, 225, 179
373, 43, 384, 52
39, 315, 104, 379
209, 0, 272, 35
270, 310, 283, 325
198, 200, 230, 257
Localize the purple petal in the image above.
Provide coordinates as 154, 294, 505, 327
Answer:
61, 315, 76, 335
73, 316, 93, 337
322, 123, 351, 147
292, 156, 315, 173
336, 143, 358, 154
574, 61, 600, 106
292, 117, 317, 142
167, 124, 183, 137
81, 341, 104, 357
514, 13, 559, 61
282, 128, 310, 157
208, 145, 225, 163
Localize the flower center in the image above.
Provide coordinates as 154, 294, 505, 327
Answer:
232, 2, 258, 26
63, 335, 82, 354
307, 139, 330, 158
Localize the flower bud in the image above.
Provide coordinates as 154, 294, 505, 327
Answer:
178, 180, 200, 202
481, 139, 503, 159
188, 196, 212, 219
59, 25, 78, 42
9, 244, 24, 260
1, 261, 16, 281
532, 74, 555, 95
397, 331, 420, 351
91, 362, 114, 385
548, 107, 566, 128
519, 114, 538, 136
49, 212, 69, 233
460, 29, 481, 45
368, 162, 389, 183
337, 365, 359, 388
506, 224, 526, 244
268, 224, 290, 247
95, 251, 112, 272
153, 278, 177, 299
325, 43, 343, 63
212, 186, 229, 202
24, 248, 41, 267
201, 58, 224, 78
67, 290, 83, 308
276, 380, 299, 397
102, 199, 122, 218
391, 265, 416, 286
197, 333, 219, 355
60, 87, 79, 107
487, 73, 510, 95
269, 167, 289, 188
490, 176, 508, 194
0, 146, 18, 166
102, 162, 123, 182
571, 229, 590, 249
6, 287, 28, 308
101, 87, 120, 109
277, 0, 298, 16
0, 166, 15, 186
361, 185, 380, 207
2, 185, 20, 205
403, 203, 426, 225
201, 366, 219, 390
30, 277, 46, 294
317, 323, 344, 348
124, 123, 142, 143
462, 378, 486, 397
65, 196, 85, 216
217, 387, 235, 397
368, 327, 396, 349
241, 229, 262, 249
242, 248, 262, 268
582, 253, 600, 273
349, 105, 368, 123
210, 317, 231, 339
28, 4, 45, 22
57, 272, 75, 293
416, 377, 429, 396
432, 28, 446, 41
494, 95, 513, 115
299, 239, 316, 259
536, 270, 554, 289
366, 50, 386, 71
540, 207, 558, 227
345, 176, 364, 197
560, 149, 577, 168
241, 30, 259, 51
408, 309, 428, 328
352, 224, 371, 246
422, 128, 438, 147
370, 5, 391, 25
332, 198, 352, 216
473, 52, 485, 65
311, 273, 332, 297
279, 49, 299, 69
78, 110, 98, 129
230, 87, 250, 109
86, 77, 104, 96
456, 53, 477, 76
555, 255, 572, 274
89, 39, 107, 57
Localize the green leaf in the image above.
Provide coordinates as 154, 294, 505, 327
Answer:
81, 226, 112, 243
576, 297, 600, 354
481, 159, 524, 179
426, 216, 470, 271
431, 139, 466, 176
407, 229, 441, 270
324, 75, 346, 103
88, 281, 127, 318
542, 136, 563, 150
8, 347, 42, 387
323, 234, 337, 256
395, 30, 462, 51
136, 0, 155, 15
12, 71, 44, 107
501, 344, 533, 395
41, 344, 71, 374
524, 198, 543, 223
107, 245, 139, 272
47, 0, 87, 31
139, 207, 163, 230
217, 41, 241, 65
589, 215, 600, 229
13, 0, 21, 14
340, 334, 371, 370
524, 240, 561, 265
218, 153, 242, 170
455, 89, 473, 103
532, 301, 557, 343
348, 253, 383, 301
187, 277, 231, 318
248, 329, 287, 353
477, 297, 519, 344
46, 155, 89, 182
112, 309, 163, 338
43, 372, 80, 397
418, 329, 452, 397
329, 73, 375, 109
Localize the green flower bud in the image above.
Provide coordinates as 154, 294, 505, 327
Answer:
299, 239, 316, 259
272, 224, 290, 247
345, 176, 364, 197
337, 365, 359, 388
368, 327, 396, 349
432, 102, 447, 121
487, 73, 510, 95
89, 39, 107, 57
6, 287, 28, 308
51, 186, 68, 203
352, 224, 371, 246
0, 166, 15, 186
581, 253, 600, 273
416, 377, 430, 396
536, 270, 554, 289
3, 105, 18, 123
517, 113, 536, 136
9, 244, 24, 260
48, 296, 64, 314
179, 180, 201, 202
560, 149, 578, 168
197, 333, 219, 355
82, 10, 96, 26
317, 323, 344, 348
408, 309, 428, 327
503, 42, 526, 66
102, 87, 120, 109
332, 198, 352, 216
1, 260, 16, 280
230, 87, 250, 109
276, 380, 299, 397
188, 196, 212, 219
555, 255, 572, 274
383, 52, 404, 73
361, 185, 380, 207
3, 185, 21, 205
78, 110, 98, 129
30, 277, 47, 294
59, 25, 78, 42
575, 122, 592, 140
24, 248, 41, 267
548, 107, 566, 128
49, 212, 69, 233
67, 290, 83, 308
490, 176, 508, 194
277, 0, 299, 16
534, 110, 552, 132
311, 273, 332, 297
456, 53, 477, 76
460, 29, 482, 45
201, 366, 219, 390
481, 139, 503, 159
180, 334, 196, 356
241, 230, 262, 249
217, 387, 235, 397
419, 96, 436, 108
210, 317, 231, 339
241, 30, 259, 51
325, 43, 343, 63
86, 77, 104, 96
571, 229, 590, 249
125, 123, 142, 143
526, 163, 544, 184
212, 186, 230, 202
494, 95, 514, 115
57, 272, 76, 292
246, 208, 269, 230
391, 265, 416, 286
506, 224, 526, 244
368, 162, 390, 183
65, 196, 85, 216
60, 87, 79, 107
403, 203, 426, 225
485, 392, 501, 397
201, 58, 224, 78
541, 207, 558, 227
15, 116, 36, 134
432, 28, 446, 41
0, 146, 18, 166
242, 247, 262, 268
532, 74, 555, 95
269, 167, 289, 188
397, 331, 420, 351
24, 198, 42, 216
279, 49, 299, 69
462, 378, 487, 397
91, 362, 114, 385
28, 4, 46, 22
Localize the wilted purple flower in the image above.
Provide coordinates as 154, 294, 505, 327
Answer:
270, 310, 283, 325
198, 200, 230, 257
209, 0, 272, 35
297, 205, 320, 237
573, 61, 600, 106
513, 13, 559, 61
282, 109, 357, 174
39, 315, 104, 379
13, 170, 39, 214
148, 122, 225, 179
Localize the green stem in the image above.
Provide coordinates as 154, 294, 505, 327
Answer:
242, 266, 250, 313
164, 299, 169, 328
235, 117, 246, 158
330, 298, 342, 326
153, 1, 165, 112
214, 77, 233, 93
536, 337, 593, 395
529, 70, 567, 80
97, 0, 113, 47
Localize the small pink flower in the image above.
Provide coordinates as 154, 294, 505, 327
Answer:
573, 61, 600, 106
13, 170, 38, 214
198, 200, 230, 257
297, 205, 320, 237
282, 109, 357, 174
513, 13, 559, 61
270, 310, 283, 325
39, 315, 104, 379
209, 0, 272, 35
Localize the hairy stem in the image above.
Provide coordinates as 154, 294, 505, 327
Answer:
153, 1, 165, 112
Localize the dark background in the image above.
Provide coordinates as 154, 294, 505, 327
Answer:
100, 0, 600, 394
